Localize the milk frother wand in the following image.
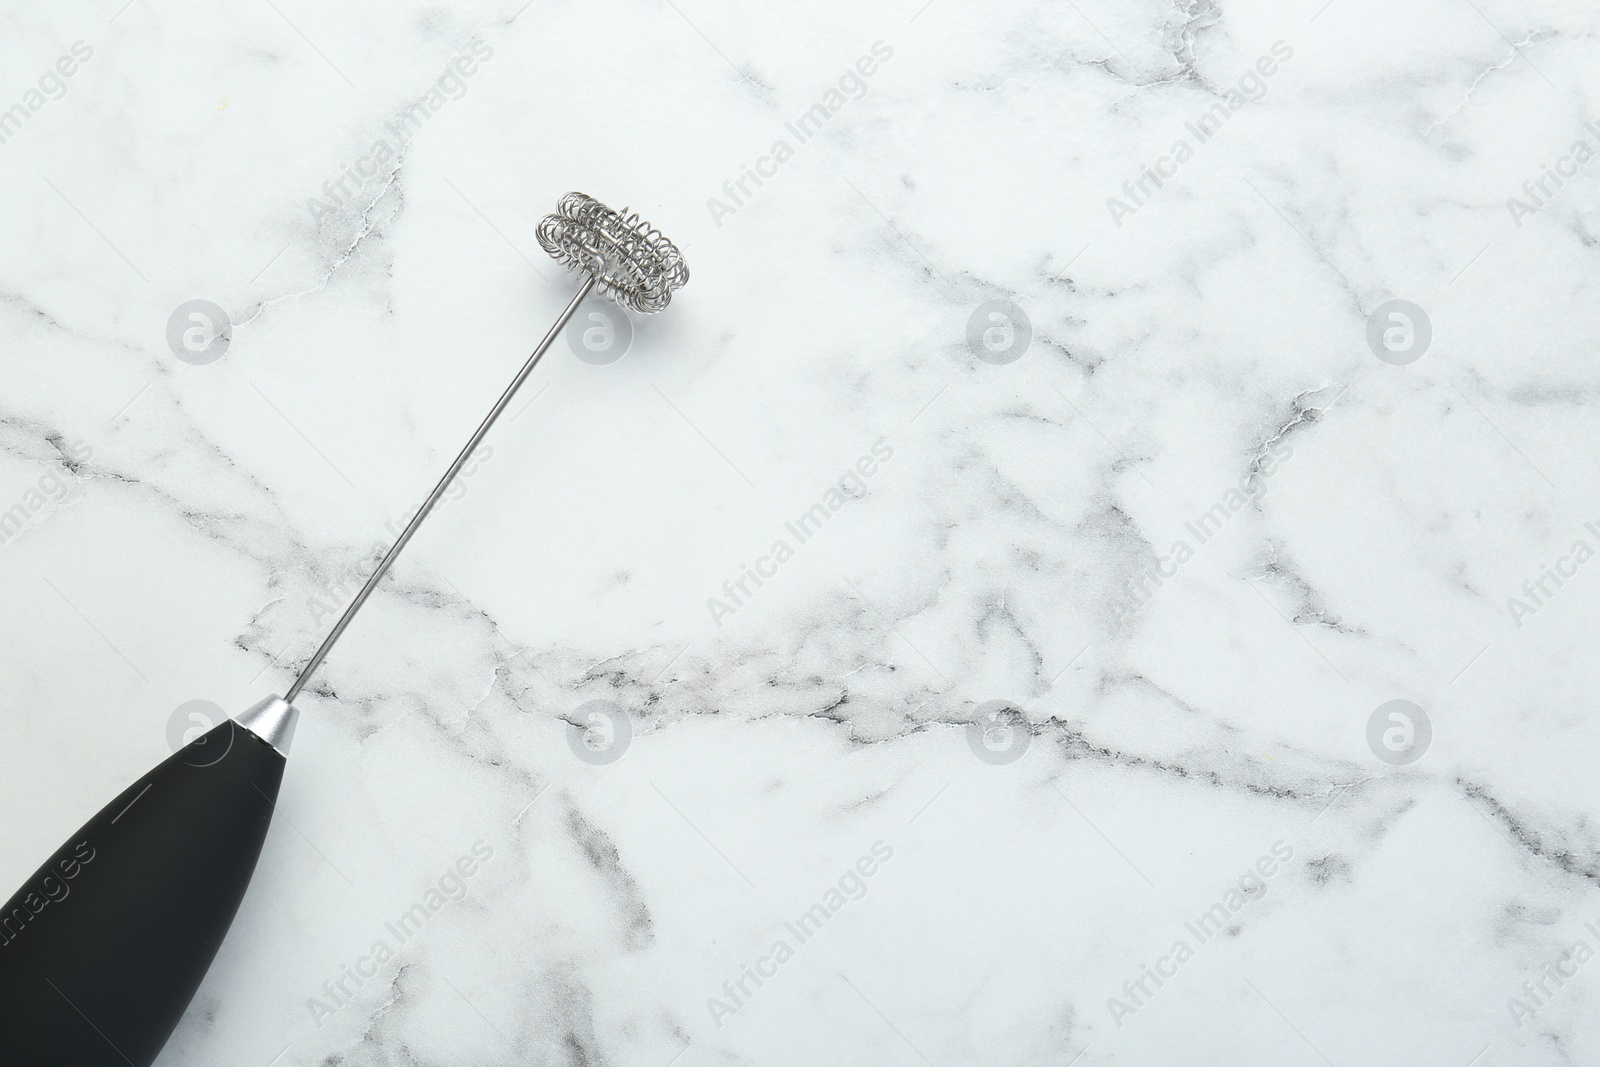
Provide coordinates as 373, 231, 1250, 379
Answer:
0, 192, 688, 1067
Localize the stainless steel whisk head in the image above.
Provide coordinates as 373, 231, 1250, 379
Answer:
537, 192, 690, 314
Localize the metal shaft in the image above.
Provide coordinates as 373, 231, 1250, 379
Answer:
286, 274, 597, 703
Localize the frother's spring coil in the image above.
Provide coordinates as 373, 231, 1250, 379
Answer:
537, 191, 689, 314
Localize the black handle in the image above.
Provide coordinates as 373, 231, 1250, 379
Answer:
0, 720, 286, 1067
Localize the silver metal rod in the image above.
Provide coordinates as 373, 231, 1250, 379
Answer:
286, 274, 597, 702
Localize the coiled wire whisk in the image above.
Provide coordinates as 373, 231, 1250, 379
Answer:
536, 192, 690, 315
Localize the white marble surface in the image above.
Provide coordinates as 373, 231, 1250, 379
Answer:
3, 0, 1600, 1063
